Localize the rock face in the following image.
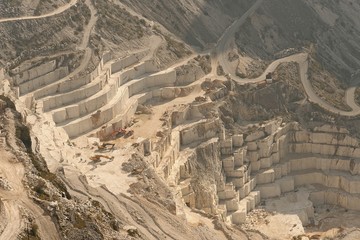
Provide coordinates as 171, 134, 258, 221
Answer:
162, 110, 360, 225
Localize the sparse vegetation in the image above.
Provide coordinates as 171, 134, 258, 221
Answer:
356, 88, 360, 106
93, 0, 147, 43
308, 58, 351, 111
0, 1, 90, 68
217, 65, 225, 76
194, 55, 212, 74
20, 223, 41, 240
164, 35, 191, 59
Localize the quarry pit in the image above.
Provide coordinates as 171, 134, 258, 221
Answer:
1, 0, 360, 239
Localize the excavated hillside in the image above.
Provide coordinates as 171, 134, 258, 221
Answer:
2, 0, 360, 239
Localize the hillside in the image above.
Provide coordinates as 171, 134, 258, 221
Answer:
1, 0, 360, 239
234, 0, 360, 84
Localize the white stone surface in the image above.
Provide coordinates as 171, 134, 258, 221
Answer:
245, 130, 265, 142
314, 124, 349, 134
62, 70, 176, 138
176, 63, 205, 85
246, 141, 257, 151
19, 67, 68, 95
180, 120, 219, 146
247, 151, 259, 162
14, 60, 56, 85
256, 183, 281, 198
277, 177, 295, 193
118, 60, 157, 86
257, 169, 275, 184
232, 134, 244, 147
111, 50, 147, 74
234, 148, 245, 167
258, 135, 274, 158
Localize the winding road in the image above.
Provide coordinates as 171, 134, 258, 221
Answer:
215, 0, 263, 80
0, 0, 78, 24
1, 1, 360, 239
214, 0, 360, 117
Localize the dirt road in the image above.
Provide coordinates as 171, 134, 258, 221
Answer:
0, 149, 60, 240
212, 0, 360, 117
345, 87, 360, 112
0, 0, 78, 24
215, 0, 263, 79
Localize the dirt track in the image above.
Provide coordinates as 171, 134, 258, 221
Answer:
0, 149, 59, 240
214, 0, 360, 117
0, 0, 78, 24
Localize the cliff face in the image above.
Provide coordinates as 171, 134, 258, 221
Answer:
0, 95, 124, 239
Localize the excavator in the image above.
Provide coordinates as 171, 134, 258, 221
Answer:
90, 154, 114, 162
111, 128, 134, 139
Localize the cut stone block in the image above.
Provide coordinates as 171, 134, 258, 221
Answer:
257, 183, 281, 198
257, 169, 275, 185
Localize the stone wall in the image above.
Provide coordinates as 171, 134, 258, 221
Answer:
39, 51, 150, 117
34, 73, 92, 100
289, 131, 360, 158
175, 62, 205, 86
19, 66, 68, 95
35, 52, 112, 101
110, 50, 147, 74
52, 71, 113, 124
169, 117, 360, 225
180, 119, 220, 145
118, 60, 157, 86
42, 77, 103, 112
13, 60, 57, 85
63, 70, 177, 138
63, 86, 131, 138
239, 121, 360, 224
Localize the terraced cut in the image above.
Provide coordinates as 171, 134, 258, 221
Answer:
2, 0, 360, 239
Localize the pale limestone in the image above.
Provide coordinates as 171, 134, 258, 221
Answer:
270, 152, 280, 164
260, 157, 272, 169
336, 146, 354, 158
232, 134, 244, 147
246, 141, 257, 151
277, 177, 294, 193
256, 169, 275, 184
314, 124, 349, 134
294, 131, 310, 142
258, 135, 274, 158
245, 130, 265, 142
248, 151, 259, 162
251, 161, 260, 172
234, 149, 245, 167
14, 60, 56, 85
311, 132, 333, 145
256, 183, 281, 198
264, 121, 278, 135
